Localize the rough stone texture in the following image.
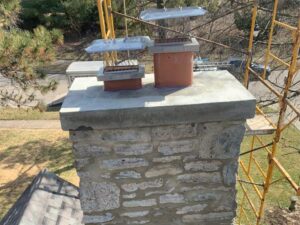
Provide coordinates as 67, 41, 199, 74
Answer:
80, 182, 120, 213
182, 212, 234, 223
177, 172, 223, 184
83, 213, 113, 224
62, 71, 255, 225
176, 203, 207, 214
223, 160, 239, 186
159, 193, 185, 204
69, 121, 247, 224
145, 164, 182, 178
198, 123, 245, 159
121, 179, 163, 192
100, 158, 149, 170
121, 211, 149, 218
123, 193, 137, 199
115, 171, 142, 179
184, 160, 222, 172
130, 219, 150, 224
151, 124, 197, 141
75, 158, 90, 170
73, 144, 111, 158
70, 128, 151, 142
158, 140, 196, 156
152, 156, 181, 163
114, 143, 153, 156
123, 199, 157, 208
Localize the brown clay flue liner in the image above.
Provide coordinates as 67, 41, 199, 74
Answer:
154, 52, 194, 88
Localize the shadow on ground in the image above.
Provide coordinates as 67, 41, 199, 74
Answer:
0, 137, 75, 220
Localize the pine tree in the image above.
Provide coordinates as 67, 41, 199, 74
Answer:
0, 0, 20, 28
0, 0, 63, 107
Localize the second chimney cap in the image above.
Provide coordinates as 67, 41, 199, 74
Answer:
140, 7, 207, 21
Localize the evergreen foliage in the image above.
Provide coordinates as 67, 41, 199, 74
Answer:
20, 0, 98, 32
0, 0, 63, 107
0, 0, 20, 28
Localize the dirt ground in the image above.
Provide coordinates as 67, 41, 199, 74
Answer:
264, 202, 300, 225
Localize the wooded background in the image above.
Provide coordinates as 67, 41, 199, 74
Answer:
0, 0, 298, 107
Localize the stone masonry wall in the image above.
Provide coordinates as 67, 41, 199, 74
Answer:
70, 120, 246, 225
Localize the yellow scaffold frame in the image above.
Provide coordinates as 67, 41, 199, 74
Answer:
97, 0, 117, 64
239, 0, 300, 224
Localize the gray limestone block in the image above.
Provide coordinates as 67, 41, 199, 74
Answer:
159, 193, 185, 204
115, 171, 142, 179
123, 199, 157, 208
182, 212, 234, 224
213, 190, 236, 212
184, 160, 222, 172
83, 213, 113, 224
113, 143, 153, 156
145, 178, 178, 197
222, 160, 238, 186
77, 168, 111, 181
151, 124, 197, 141
153, 156, 181, 163
121, 211, 149, 218
75, 158, 90, 170
177, 172, 222, 184
182, 189, 236, 213
182, 155, 198, 163
73, 143, 111, 158
198, 122, 245, 159
151, 216, 184, 225
179, 185, 231, 192
129, 219, 151, 224
176, 203, 208, 215
145, 189, 174, 197
80, 181, 120, 213
100, 158, 149, 171
145, 164, 183, 178
158, 139, 197, 156
123, 193, 137, 199
183, 190, 224, 203
98, 128, 152, 142
70, 128, 151, 143
121, 179, 163, 192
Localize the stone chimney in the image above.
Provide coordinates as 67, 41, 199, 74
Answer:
60, 71, 255, 225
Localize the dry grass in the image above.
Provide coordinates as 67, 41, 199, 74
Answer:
0, 129, 78, 220
0, 108, 59, 120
